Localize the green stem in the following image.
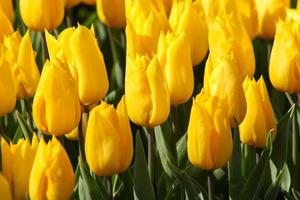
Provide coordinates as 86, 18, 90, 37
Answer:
66, 9, 73, 27
24, 99, 34, 131
207, 171, 215, 200
172, 106, 178, 140
78, 114, 85, 162
41, 31, 48, 63
107, 176, 113, 200
228, 126, 242, 200
241, 144, 256, 179
147, 128, 154, 186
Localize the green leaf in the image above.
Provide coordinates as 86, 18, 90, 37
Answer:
12, 127, 24, 144
177, 134, 188, 169
133, 132, 155, 200
15, 110, 32, 141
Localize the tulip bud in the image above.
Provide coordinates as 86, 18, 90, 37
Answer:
0, 174, 12, 200
10, 135, 38, 200
1, 138, 12, 185
125, 54, 170, 127
65, 0, 81, 8
29, 137, 75, 200
4, 30, 40, 99
169, 0, 208, 66
157, 32, 194, 106
0, 0, 14, 23
85, 97, 133, 175
46, 25, 109, 105
0, 7, 13, 42
208, 12, 256, 78
204, 55, 247, 126
126, 0, 169, 57
255, 0, 290, 38
20, 0, 65, 31
65, 127, 79, 140
239, 76, 277, 148
0, 54, 16, 117
32, 59, 81, 135
188, 90, 232, 170
269, 19, 300, 93
96, 0, 126, 28
82, 0, 96, 5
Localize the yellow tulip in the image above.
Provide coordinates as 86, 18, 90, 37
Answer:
0, 7, 13, 42
9, 135, 38, 200
269, 19, 300, 93
85, 97, 133, 175
65, 0, 81, 8
286, 8, 300, 21
29, 137, 74, 200
0, 54, 16, 117
239, 76, 277, 148
0, 174, 12, 200
20, 0, 65, 31
255, 0, 290, 38
126, 0, 169, 57
0, 0, 14, 23
1, 138, 12, 185
65, 127, 79, 140
169, 0, 208, 66
188, 89, 232, 170
163, 0, 173, 15
204, 55, 247, 126
96, 0, 126, 28
125, 54, 170, 127
208, 12, 256, 78
201, 0, 235, 19
4, 30, 40, 99
157, 32, 194, 106
32, 59, 81, 136
82, 0, 96, 5
45, 25, 109, 105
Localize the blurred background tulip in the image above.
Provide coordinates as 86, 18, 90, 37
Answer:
0, 8, 13, 42
29, 137, 74, 200
188, 90, 232, 170
0, 0, 14, 23
239, 76, 277, 148
85, 97, 133, 175
125, 54, 170, 127
32, 59, 81, 136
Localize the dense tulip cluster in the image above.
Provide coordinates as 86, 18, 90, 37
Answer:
0, 0, 300, 199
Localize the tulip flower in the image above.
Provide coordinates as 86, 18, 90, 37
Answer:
169, 0, 208, 66
157, 32, 194, 106
0, 174, 12, 200
0, 53, 16, 117
286, 9, 300, 21
96, 0, 126, 28
85, 97, 133, 175
239, 76, 277, 148
163, 0, 172, 15
188, 90, 232, 170
204, 55, 247, 126
82, 0, 96, 5
201, 0, 235, 20
1, 138, 12, 185
208, 12, 256, 78
126, 0, 169, 57
19, 0, 65, 31
0, 7, 13, 42
29, 137, 75, 200
255, 0, 290, 38
32, 59, 81, 136
125, 54, 170, 127
65, 0, 81, 8
0, 0, 14, 22
65, 127, 79, 140
45, 25, 109, 105
269, 19, 300, 93
4, 30, 40, 99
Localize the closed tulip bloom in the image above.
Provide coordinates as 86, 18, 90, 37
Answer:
209, 13, 256, 78
0, 0, 14, 22
269, 20, 300, 93
204, 55, 246, 126
157, 32, 194, 106
239, 76, 277, 148
1, 138, 12, 185
10, 135, 38, 200
46, 25, 109, 105
82, 0, 96, 5
0, 174, 12, 200
32, 59, 81, 136
188, 90, 232, 170
125, 54, 170, 127
20, 0, 65, 31
96, 0, 126, 28
85, 97, 133, 175
29, 137, 75, 200
65, 127, 79, 140
255, 0, 290, 38
4, 30, 40, 99
65, 0, 81, 8
0, 8, 13, 42
126, 0, 169, 57
169, 0, 208, 66
0, 55, 16, 117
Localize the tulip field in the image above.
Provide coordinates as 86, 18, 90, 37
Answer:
1, 0, 300, 199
